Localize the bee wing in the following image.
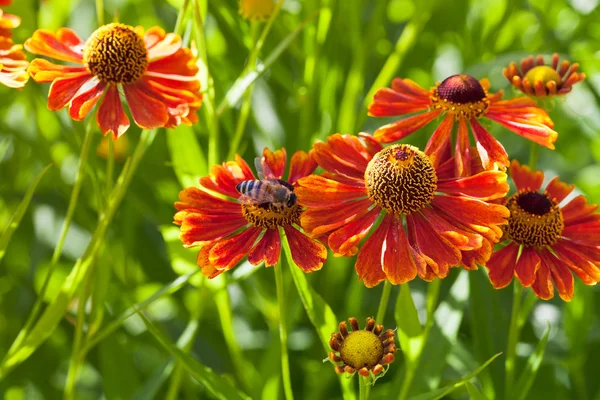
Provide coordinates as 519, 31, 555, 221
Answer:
237, 183, 278, 205
254, 157, 277, 181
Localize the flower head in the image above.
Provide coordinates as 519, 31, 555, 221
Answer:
174, 148, 327, 278
0, 6, 20, 38
0, 36, 28, 88
25, 23, 202, 138
296, 133, 510, 287
328, 317, 396, 381
368, 74, 557, 174
239, 0, 275, 21
503, 53, 585, 97
486, 160, 600, 301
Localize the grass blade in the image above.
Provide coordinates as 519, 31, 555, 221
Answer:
395, 283, 424, 364
466, 382, 488, 400
512, 324, 551, 400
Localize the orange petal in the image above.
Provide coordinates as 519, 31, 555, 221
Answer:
437, 170, 509, 201
531, 261, 554, 300
454, 118, 471, 177
24, 28, 84, 63
424, 114, 454, 168
26, 58, 87, 83
355, 216, 390, 287
47, 75, 93, 111
561, 195, 599, 225
540, 250, 574, 302
300, 198, 373, 237
179, 213, 247, 245
383, 216, 417, 284
262, 147, 287, 179
312, 134, 374, 180
295, 175, 366, 207
373, 111, 441, 144
486, 112, 558, 149
69, 80, 106, 121
553, 241, 600, 285
327, 207, 380, 256
96, 85, 131, 138
284, 225, 326, 272
514, 247, 540, 287
208, 227, 262, 272
123, 82, 169, 129
486, 243, 519, 289
175, 187, 241, 214
470, 118, 509, 169
509, 159, 544, 192
563, 220, 600, 246
288, 150, 317, 184
248, 228, 281, 267
545, 176, 574, 203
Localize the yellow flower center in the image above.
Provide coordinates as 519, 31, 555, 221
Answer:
238, 0, 275, 21
524, 66, 562, 86
339, 330, 384, 370
241, 201, 302, 230
83, 23, 148, 84
430, 74, 490, 119
365, 145, 437, 215
505, 191, 564, 248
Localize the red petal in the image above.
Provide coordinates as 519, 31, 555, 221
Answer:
486, 112, 558, 149
97, 85, 130, 138
424, 114, 454, 168
455, 118, 471, 177
383, 216, 417, 284
68, 80, 106, 121
562, 220, 600, 246
288, 150, 317, 184
295, 175, 366, 207
123, 82, 169, 129
175, 187, 241, 214
355, 217, 390, 287
470, 118, 509, 169
300, 199, 374, 237
531, 261, 554, 300
437, 171, 509, 201
509, 159, 543, 192
540, 250, 574, 301
553, 241, 600, 284
327, 207, 380, 256
208, 227, 262, 271
47, 75, 92, 110
373, 111, 441, 143
545, 176, 574, 203
261, 147, 286, 179
179, 213, 247, 245
248, 228, 281, 266
284, 225, 327, 272
514, 247, 540, 287
562, 195, 599, 225
421, 207, 483, 251
24, 28, 84, 63
486, 243, 519, 289
312, 134, 374, 180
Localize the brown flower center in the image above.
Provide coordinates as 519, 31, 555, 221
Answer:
83, 23, 148, 84
524, 66, 562, 86
430, 74, 490, 118
505, 191, 564, 247
241, 202, 302, 230
365, 145, 437, 215
339, 330, 384, 370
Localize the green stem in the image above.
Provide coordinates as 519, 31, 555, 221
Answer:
505, 282, 522, 398
174, 0, 191, 36
375, 280, 392, 323
529, 143, 540, 170
166, 311, 203, 400
274, 261, 294, 400
106, 138, 114, 198
359, 376, 369, 400
8, 123, 94, 356
96, 0, 104, 25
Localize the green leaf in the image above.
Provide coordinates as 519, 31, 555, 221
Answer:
280, 228, 356, 400
408, 352, 502, 400
465, 382, 488, 400
136, 311, 250, 400
512, 324, 551, 400
166, 125, 207, 188
395, 283, 424, 364
0, 164, 52, 264
99, 334, 141, 399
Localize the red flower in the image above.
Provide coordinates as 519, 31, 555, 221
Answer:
25, 23, 202, 138
486, 160, 600, 301
174, 148, 327, 278
0, 36, 28, 88
295, 133, 510, 287
503, 53, 585, 97
368, 74, 557, 174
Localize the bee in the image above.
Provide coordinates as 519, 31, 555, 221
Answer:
236, 158, 297, 212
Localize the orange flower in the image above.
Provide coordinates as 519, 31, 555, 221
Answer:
0, 36, 28, 88
368, 74, 557, 174
174, 148, 327, 278
0, 5, 19, 38
296, 133, 510, 287
503, 53, 585, 97
486, 160, 600, 301
25, 23, 202, 139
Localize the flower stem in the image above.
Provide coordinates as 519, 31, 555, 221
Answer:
95, 0, 104, 26
8, 122, 94, 355
359, 376, 369, 400
174, 0, 191, 36
106, 138, 114, 197
274, 261, 294, 400
505, 281, 523, 399
529, 142, 540, 169
375, 280, 392, 323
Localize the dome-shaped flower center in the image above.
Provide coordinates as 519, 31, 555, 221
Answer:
365, 145, 437, 215
239, 0, 275, 21
83, 23, 148, 84
505, 191, 564, 247
430, 74, 490, 118
524, 66, 561, 86
239, 179, 301, 229
339, 330, 384, 370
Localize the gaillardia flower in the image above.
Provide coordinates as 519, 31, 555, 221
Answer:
0, 36, 28, 88
174, 148, 327, 278
296, 133, 510, 287
503, 53, 585, 97
486, 160, 600, 301
328, 317, 396, 379
368, 74, 557, 173
25, 23, 202, 138
239, 0, 275, 21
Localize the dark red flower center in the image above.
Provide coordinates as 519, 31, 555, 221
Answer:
505, 190, 564, 247
83, 23, 148, 84
430, 74, 490, 118
364, 144, 437, 215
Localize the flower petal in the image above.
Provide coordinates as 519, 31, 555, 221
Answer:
47, 75, 93, 111
327, 207, 380, 256
531, 261, 554, 300
284, 225, 327, 272
514, 247, 540, 287
208, 227, 262, 272
545, 176, 574, 203
69, 80, 106, 121
383, 216, 417, 284
97, 85, 130, 138
540, 250, 574, 302
455, 118, 471, 177
373, 110, 441, 143
561, 195, 599, 225
562, 220, 600, 246
470, 118, 509, 169
486, 112, 558, 149
179, 213, 247, 245
424, 114, 454, 168
295, 175, 366, 207
288, 150, 317, 184
261, 147, 286, 179
355, 216, 390, 287
248, 228, 281, 267
437, 171, 509, 201
27, 58, 87, 83
24, 28, 84, 63
313, 134, 375, 180
553, 241, 600, 285
486, 243, 519, 289
123, 82, 169, 129
509, 159, 543, 192
300, 199, 374, 237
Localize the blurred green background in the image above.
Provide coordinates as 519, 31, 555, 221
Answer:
1, 0, 600, 399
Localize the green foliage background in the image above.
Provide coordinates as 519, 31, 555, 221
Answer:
1, 0, 599, 399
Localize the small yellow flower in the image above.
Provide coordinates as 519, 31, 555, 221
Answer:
239, 0, 275, 21
328, 317, 396, 381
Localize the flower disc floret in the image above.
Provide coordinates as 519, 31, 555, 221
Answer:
365, 144, 437, 215
340, 330, 384, 370
83, 23, 148, 84
431, 74, 490, 119
242, 203, 302, 229
505, 191, 564, 247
